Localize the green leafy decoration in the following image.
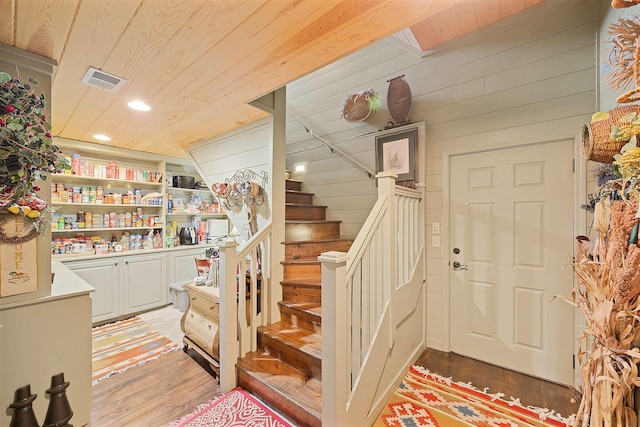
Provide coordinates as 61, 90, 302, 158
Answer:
0, 71, 69, 210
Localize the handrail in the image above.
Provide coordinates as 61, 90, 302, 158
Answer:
217, 220, 273, 392
346, 194, 388, 277
322, 173, 425, 425
235, 221, 272, 261
287, 109, 375, 178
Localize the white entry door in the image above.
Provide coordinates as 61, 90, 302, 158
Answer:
449, 140, 574, 384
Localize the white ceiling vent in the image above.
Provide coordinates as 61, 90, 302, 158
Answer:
81, 67, 127, 92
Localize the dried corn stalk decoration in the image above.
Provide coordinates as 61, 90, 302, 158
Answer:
607, 17, 640, 103
611, 0, 640, 8
559, 196, 640, 426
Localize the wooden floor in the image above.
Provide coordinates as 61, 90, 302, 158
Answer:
415, 348, 580, 419
90, 347, 579, 425
90, 349, 221, 426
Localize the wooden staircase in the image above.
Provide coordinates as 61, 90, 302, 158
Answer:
236, 179, 353, 426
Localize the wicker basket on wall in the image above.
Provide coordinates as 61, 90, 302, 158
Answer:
582, 105, 640, 163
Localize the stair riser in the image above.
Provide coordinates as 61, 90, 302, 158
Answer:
285, 239, 353, 260
258, 333, 322, 381
282, 285, 322, 303
286, 205, 326, 221
285, 222, 341, 241
286, 180, 302, 191
237, 367, 322, 427
286, 192, 314, 205
283, 263, 321, 279
280, 309, 322, 333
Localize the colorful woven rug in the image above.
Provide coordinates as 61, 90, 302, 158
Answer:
167, 388, 293, 427
374, 365, 575, 427
92, 316, 180, 384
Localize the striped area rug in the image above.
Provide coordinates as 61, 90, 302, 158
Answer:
374, 365, 575, 427
92, 316, 180, 384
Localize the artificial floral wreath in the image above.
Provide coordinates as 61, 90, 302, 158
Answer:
0, 71, 69, 242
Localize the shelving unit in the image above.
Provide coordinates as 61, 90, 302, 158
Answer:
49, 140, 230, 324
164, 163, 228, 247
50, 150, 166, 256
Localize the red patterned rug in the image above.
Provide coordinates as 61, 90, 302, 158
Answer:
167, 388, 292, 427
92, 316, 180, 384
374, 365, 575, 427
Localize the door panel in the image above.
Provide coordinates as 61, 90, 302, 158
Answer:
449, 140, 574, 384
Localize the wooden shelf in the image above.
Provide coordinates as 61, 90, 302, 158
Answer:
52, 226, 162, 233
166, 212, 225, 217
53, 202, 162, 208
53, 173, 163, 188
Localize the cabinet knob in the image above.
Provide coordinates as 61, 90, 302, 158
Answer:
208, 325, 211, 330
115, 262, 118, 266
210, 306, 214, 310
125, 261, 129, 265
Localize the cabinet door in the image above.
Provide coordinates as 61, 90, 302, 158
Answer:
64, 258, 121, 323
168, 248, 203, 285
122, 254, 167, 314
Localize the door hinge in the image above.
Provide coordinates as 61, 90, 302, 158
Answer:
573, 354, 576, 369
572, 158, 576, 173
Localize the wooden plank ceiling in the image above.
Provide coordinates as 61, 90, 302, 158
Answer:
0, 0, 545, 158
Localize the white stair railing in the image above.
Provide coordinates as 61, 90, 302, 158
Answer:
217, 222, 272, 391
322, 171, 424, 425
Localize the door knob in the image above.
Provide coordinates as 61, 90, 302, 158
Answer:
452, 261, 468, 271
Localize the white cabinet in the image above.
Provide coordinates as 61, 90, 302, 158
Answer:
65, 258, 121, 323
122, 253, 167, 314
168, 247, 209, 285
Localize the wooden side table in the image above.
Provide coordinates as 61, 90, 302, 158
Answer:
181, 283, 220, 377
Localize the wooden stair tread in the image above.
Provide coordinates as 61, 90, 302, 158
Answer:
281, 259, 321, 265
282, 236, 354, 244
286, 203, 327, 208
286, 189, 314, 196
237, 352, 322, 423
259, 321, 322, 359
286, 219, 341, 224
280, 301, 321, 312
281, 278, 321, 285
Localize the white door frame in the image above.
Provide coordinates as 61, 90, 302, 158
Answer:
439, 134, 587, 387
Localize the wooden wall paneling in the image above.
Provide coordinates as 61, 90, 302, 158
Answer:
285, 0, 597, 355
72, 1, 268, 149
51, 0, 142, 135
0, 0, 14, 45
64, 0, 207, 143
13, 0, 79, 59
188, 119, 272, 240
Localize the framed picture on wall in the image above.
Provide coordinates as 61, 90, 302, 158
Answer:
375, 127, 417, 183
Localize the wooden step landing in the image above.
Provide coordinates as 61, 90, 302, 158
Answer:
237, 352, 322, 427
258, 321, 322, 380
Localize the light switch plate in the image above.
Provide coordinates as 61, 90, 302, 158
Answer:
432, 223, 440, 234
432, 235, 441, 247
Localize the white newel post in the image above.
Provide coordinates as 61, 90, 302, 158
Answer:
218, 240, 239, 391
320, 250, 349, 426
377, 171, 397, 346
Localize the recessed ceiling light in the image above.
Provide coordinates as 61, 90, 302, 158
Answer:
128, 100, 151, 111
93, 134, 111, 141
